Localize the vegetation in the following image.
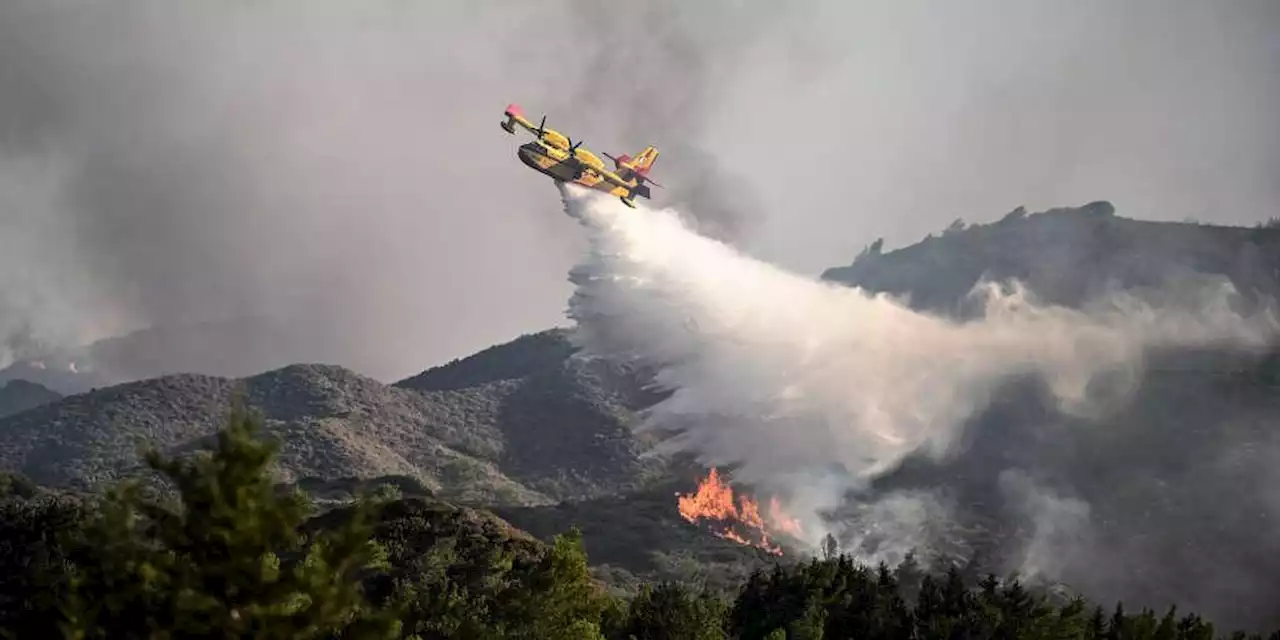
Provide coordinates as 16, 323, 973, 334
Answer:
0, 405, 1274, 639
818, 203, 1280, 630
0, 347, 668, 504
0, 379, 61, 418
822, 201, 1280, 313
2, 206, 1278, 636
493, 486, 776, 598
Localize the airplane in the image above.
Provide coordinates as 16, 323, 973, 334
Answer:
500, 103, 661, 208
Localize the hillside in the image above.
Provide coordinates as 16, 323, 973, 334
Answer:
396, 329, 677, 499
818, 204, 1280, 630
0, 380, 61, 418
0, 316, 334, 396
0, 354, 671, 506
493, 482, 786, 597
822, 202, 1280, 313
0, 485, 557, 636
1, 202, 1278, 629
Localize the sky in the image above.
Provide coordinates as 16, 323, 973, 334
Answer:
0, 0, 1277, 380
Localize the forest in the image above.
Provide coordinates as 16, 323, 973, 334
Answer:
0, 405, 1276, 640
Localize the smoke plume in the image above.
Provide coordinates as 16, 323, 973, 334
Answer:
0, 0, 807, 380
1, 0, 1276, 382
563, 186, 1274, 488
560, 184, 1280, 626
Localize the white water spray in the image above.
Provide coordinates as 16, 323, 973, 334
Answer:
559, 184, 1277, 547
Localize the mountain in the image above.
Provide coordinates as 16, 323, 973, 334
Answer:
1, 200, 1278, 629
0, 380, 61, 418
822, 202, 1280, 313
0, 331, 675, 507
493, 482, 783, 597
0, 359, 111, 398
0, 365, 542, 504
0, 316, 323, 396
821, 203, 1280, 630
395, 329, 677, 499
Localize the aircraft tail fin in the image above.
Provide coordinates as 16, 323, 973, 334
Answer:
606, 145, 662, 189
631, 145, 659, 174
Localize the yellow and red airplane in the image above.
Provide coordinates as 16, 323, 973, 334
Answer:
500, 103, 661, 208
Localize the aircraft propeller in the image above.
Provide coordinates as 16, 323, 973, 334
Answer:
536, 115, 547, 138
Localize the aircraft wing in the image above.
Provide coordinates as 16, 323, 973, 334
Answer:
501, 103, 543, 136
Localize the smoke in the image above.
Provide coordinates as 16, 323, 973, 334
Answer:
996, 469, 1095, 583
830, 489, 960, 570
0, 152, 133, 366
542, 0, 792, 244
1, 0, 1276, 625
0, 0, 817, 381
563, 186, 1274, 485
560, 185, 1280, 624
0, 0, 578, 378
1, 0, 1275, 382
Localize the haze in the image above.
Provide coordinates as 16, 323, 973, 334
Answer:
562, 183, 1276, 524
560, 184, 1280, 627
1, 0, 1276, 381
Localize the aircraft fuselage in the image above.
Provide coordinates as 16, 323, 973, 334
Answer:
518, 142, 583, 182
515, 141, 649, 205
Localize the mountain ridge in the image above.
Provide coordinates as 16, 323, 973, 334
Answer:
1, 203, 1278, 628
0, 356, 671, 506
0, 380, 62, 418
823, 201, 1280, 313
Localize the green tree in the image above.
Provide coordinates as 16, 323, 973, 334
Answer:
501, 528, 609, 639
786, 598, 826, 640
0, 471, 39, 501
0, 495, 86, 639
613, 582, 727, 640
57, 400, 400, 640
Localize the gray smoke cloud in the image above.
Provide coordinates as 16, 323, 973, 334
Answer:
540, 0, 794, 244
0, 153, 117, 358
1, 0, 1276, 382
561, 183, 1276, 487
996, 469, 1095, 583
0, 0, 810, 379
1, 0, 584, 378
560, 185, 1280, 628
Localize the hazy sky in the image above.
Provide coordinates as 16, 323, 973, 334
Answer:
0, 0, 1276, 380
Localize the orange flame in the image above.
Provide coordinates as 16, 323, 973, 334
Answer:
676, 467, 802, 556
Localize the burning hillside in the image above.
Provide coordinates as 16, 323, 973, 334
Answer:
676, 467, 803, 556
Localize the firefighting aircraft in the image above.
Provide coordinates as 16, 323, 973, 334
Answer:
500, 103, 661, 208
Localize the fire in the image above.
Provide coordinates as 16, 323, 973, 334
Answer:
676, 467, 803, 556
769, 497, 804, 538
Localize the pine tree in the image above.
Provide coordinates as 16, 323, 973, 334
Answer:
616, 582, 727, 640
0, 495, 86, 639
1153, 606, 1177, 640
1053, 598, 1090, 640
1107, 602, 1126, 640
786, 598, 826, 640
894, 550, 925, 604
56, 399, 400, 640
821, 533, 839, 561
501, 527, 608, 639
